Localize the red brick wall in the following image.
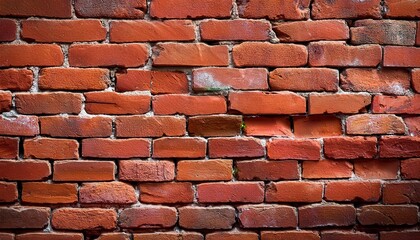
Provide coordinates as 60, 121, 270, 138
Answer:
0, 0, 419, 239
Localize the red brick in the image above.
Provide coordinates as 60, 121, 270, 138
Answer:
116, 70, 189, 94
207, 232, 258, 240
413, 69, 420, 93
16, 233, 83, 240
236, 160, 299, 181
119, 207, 177, 229
384, 46, 420, 67
351, 20, 416, 45
209, 137, 264, 158
22, 20, 106, 43
354, 159, 399, 180
372, 95, 420, 114
82, 138, 149, 159
134, 232, 203, 240
385, 0, 420, 18
69, 44, 148, 67
0, 233, 13, 240
200, 19, 270, 41
177, 160, 232, 181
119, 160, 174, 182
0, 91, 11, 112
269, 68, 338, 92
96, 233, 130, 240
79, 182, 137, 204
417, 22, 420, 45
0, 115, 39, 137
321, 231, 376, 240
380, 136, 420, 158
0, 19, 16, 41
0, 0, 71, 18
0, 69, 32, 91
153, 137, 206, 158
22, 182, 77, 204
0, 207, 49, 229
299, 205, 356, 228
384, 182, 420, 204
0, 160, 50, 181
116, 116, 185, 137
341, 68, 411, 95
53, 160, 115, 182
402, 158, 420, 179
198, 182, 264, 203
139, 182, 194, 204
347, 114, 406, 135
111, 20, 195, 42
381, 231, 420, 240
309, 42, 381, 67
244, 117, 292, 137
39, 68, 109, 91
294, 116, 342, 138
274, 20, 349, 42
0, 137, 18, 159
325, 181, 381, 202
312, 0, 381, 19
179, 206, 235, 230
40, 116, 112, 138
153, 95, 226, 115
193, 67, 268, 91
75, 0, 146, 18
150, 0, 231, 19
405, 117, 420, 136
0, 182, 17, 202
0, 44, 63, 67
52, 208, 117, 230
237, 0, 310, 20
15, 93, 82, 115
233, 42, 308, 67
324, 137, 377, 159
308, 93, 372, 114
358, 205, 418, 226
24, 138, 78, 160
153, 43, 229, 66
229, 92, 306, 114
268, 138, 321, 160
303, 160, 353, 179
262, 231, 320, 240
266, 182, 323, 203
238, 204, 297, 228
189, 115, 242, 137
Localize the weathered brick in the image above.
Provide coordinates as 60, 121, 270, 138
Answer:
179, 206, 236, 230
0, 233, 14, 240
207, 232, 258, 240
233, 42, 308, 67
139, 182, 194, 204
52, 208, 117, 230
21, 20, 106, 43
303, 160, 353, 179
238, 204, 297, 228
358, 205, 418, 226
193, 67, 268, 91
0, 160, 50, 181
24, 138, 79, 160
384, 46, 420, 67
0, 207, 50, 229
69, 44, 148, 67
325, 181, 381, 202
209, 137, 264, 158
268, 138, 321, 160
321, 231, 376, 240
0, 137, 18, 159
229, 92, 306, 114
16, 233, 83, 240
82, 138, 149, 159
346, 114, 406, 135
324, 137, 377, 159
0, 91, 11, 112
236, 160, 299, 181
372, 95, 420, 114
413, 69, 420, 93
351, 20, 416, 45
237, 0, 310, 20
22, 182, 77, 204
188, 115, 242, 137
153, 43, 229, 66
96, 233, 130, 240
116, 116, 186, 137
262, 231, 320, 240
381, 231, 420, 240
75, 0, 146, 18
383, 182, 420, 204
354, 159, 399, 180
341, 68, 411, 95
119, 207, 177, 229
0, 69, 33, 91
309, 42, 381, 67
312, 0, 381, 19
274, 20, 349, 42
134, 232, 203, 240
294, 116, 342, 138
111, 20, 195, 42
39, 68, 109, 91
309, 93, 371, 114
0, 44, 63, 67
40, 116, 112, 138
269, 68, 338, 92
0, 0, 71, 18
15, 92, 82, 115
53, 161, 115, 182
153, 137, 206, 158
385, 0, 420, 18
153, 95, 227, 115
200, 19, 271, 41
299, 205, 356, 228
266, 182, 323, 203
402, 158, 420, 179
177, 160, 233, 181
150, 0, 232, 19
0, 19, 16, 41
119, 160, 174, 182
79, 182, 137, 204
0, 182, 17, 202
197, 182, 264, 203
405, 117, 420, 136
244, 117, 292, 137
380, 136, 420, 158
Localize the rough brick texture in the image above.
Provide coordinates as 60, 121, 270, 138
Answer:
0, 0, 419, 238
